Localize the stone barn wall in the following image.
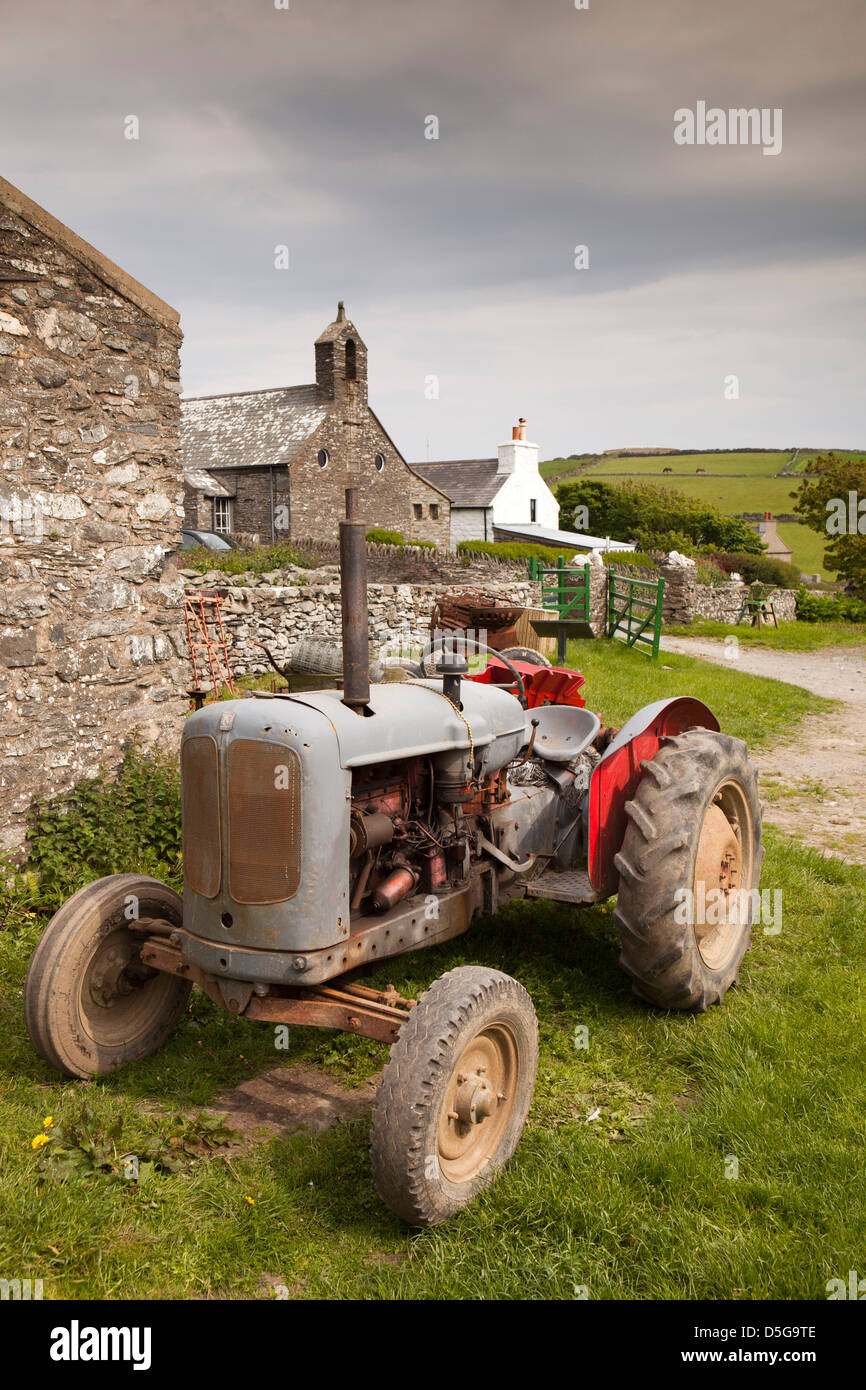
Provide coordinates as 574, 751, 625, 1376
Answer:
0, 176, 187, 855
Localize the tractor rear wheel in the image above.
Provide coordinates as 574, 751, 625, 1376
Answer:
25, 874, 192, 1078
370, 966, 538, 1225
498, 645, 552, 668
613, 729, 763, 1012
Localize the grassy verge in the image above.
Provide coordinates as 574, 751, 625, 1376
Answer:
663, 619, 866, 653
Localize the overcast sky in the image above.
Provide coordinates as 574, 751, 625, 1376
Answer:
2, 0, 864, 459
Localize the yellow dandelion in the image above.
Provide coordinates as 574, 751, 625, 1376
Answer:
245, 1196, 255, 1205
31, 1133, 50, 1150
43, 1116, 54, 1129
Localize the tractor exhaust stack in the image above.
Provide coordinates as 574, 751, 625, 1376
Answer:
339, 487, 371, 714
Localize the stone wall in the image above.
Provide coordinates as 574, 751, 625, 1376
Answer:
693, 582, 797, 623
0, 178, 187, 856
182, 566, 540, 676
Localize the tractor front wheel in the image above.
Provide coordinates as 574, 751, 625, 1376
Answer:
613, 729, 763, 1012
24, 874, 192, 1078
370, 966, 538, 1225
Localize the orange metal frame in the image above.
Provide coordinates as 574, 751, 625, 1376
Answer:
183, 593, 235, 698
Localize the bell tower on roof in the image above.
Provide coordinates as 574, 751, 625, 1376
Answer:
314, 301, 368, 408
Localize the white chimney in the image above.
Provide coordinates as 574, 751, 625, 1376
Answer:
497, 419, 536, 476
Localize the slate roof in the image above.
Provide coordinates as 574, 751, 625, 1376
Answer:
181, 385, 330, 472
492, 522, 635, 552
183, 468, 235, 497
410, 458, 501, 507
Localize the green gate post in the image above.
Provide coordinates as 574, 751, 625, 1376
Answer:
652, 576, 665, 658
529, 555, 537, 580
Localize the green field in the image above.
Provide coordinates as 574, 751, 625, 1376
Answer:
540, 450, 794, 486
592, 451, 792, 478
540, 453, 835, 573
541, 455, 601, 482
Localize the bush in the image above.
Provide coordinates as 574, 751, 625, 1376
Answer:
457, 540, 564, 564
366, 528, 405, 545
795, 589, 866, 623
556, 479, 765, 554
710, 551, 802, 588
22, 745, 182, 907
633, 528, 698, 557
183, 543, 315, 576
601, 552, 659, 570
694, 557, 729, 587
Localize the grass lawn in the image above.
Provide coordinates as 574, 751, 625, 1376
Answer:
0, 641, 857, 1301
664, 618, 866, 652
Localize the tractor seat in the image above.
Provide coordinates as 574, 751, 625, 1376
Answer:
528, 705, 601, 762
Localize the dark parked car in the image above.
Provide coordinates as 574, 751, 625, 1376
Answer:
180, 529, 239, 552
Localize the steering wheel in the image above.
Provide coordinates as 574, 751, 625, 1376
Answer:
421, 636, 527, 710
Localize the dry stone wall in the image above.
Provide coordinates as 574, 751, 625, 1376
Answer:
693, 582, 796, 623
189, 550, 799, 685
182, 566, 541, 675
0, 182, 187, 855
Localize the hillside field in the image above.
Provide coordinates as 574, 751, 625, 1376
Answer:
592, 451, 793, 477
540, 450, 841, 576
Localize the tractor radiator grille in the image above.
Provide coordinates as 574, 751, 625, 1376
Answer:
181, 736, 221, 898
228, 740, 302, 904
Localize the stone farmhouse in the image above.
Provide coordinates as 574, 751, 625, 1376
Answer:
413, 418, 559, 547
0, 174, 186, 854
182, 303, 451, 548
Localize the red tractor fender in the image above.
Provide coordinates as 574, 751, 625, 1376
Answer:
587, 697, 720, 897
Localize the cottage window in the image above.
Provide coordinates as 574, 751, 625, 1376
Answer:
413, 503, 423, 520
430, 504, 439, 520
317, 449, 329, 468
213, 497, 231, 534
530, 498, 537, 523
374, 453, 385, 472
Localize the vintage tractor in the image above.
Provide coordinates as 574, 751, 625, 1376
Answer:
24, 491, 763, 1226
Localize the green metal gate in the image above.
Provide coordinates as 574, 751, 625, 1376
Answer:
528, 556, 593, 661
608, 571, 665, 658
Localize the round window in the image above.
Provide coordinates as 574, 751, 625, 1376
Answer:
317, 449, 329, 468
374, 453, 385, 472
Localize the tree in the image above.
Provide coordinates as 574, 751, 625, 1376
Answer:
793, 454, 866, 594
556, 479, 764, 555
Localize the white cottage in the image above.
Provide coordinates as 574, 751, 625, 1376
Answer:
413, 418, 560, 547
